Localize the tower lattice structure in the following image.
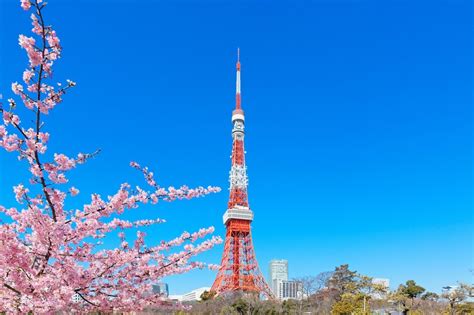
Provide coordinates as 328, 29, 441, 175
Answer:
211, 50, 273, 299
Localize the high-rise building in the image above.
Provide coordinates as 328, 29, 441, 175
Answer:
152, 282, 169, 297
269, 259, 289, 283
211, 50, 273, 298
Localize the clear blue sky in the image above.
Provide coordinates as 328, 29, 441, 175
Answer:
0, 0, 472, 294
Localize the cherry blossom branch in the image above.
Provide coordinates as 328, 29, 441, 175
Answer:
0, 1, 222, 312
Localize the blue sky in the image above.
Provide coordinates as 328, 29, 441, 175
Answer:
0, 0, 472, 294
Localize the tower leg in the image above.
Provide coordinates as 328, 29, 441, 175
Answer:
233, 233, 240, 289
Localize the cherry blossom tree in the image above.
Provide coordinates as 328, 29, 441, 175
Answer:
0, 0, 222, 312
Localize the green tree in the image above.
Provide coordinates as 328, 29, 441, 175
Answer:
402, 280, 426, 299
421, 291, 439, 301
392, 280, 426, 315
328, 265, 386, 315
282, 299, 298, 314
331, 293, 365, 315
358, 275, 387, 314
231, 298, 249, 315
220, 305, 239, 315
442, 283, 473, 315
455, 302, 474, 315
200, 290, 216, 301
328, 264, 358, 300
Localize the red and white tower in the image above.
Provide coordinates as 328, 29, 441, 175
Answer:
211, 50, 273, 298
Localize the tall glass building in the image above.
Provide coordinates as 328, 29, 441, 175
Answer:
269, 259, 302, 300
269, 259, 289, 283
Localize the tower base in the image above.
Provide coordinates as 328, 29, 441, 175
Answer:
211, 219, 274, 299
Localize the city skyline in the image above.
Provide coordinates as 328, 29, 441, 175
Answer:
0, 0, 471, 297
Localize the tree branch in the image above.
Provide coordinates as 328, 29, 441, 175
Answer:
3, 283, 21, 295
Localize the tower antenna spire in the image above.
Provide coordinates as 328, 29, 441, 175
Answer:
235, 48, 241, 109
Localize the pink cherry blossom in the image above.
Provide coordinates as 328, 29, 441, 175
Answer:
11, 82, 23, 95
11, 114, 20, 125
18, 34, 42, 67
38, 131, 50, 143
208, 263, 221, 271
1, 134, 20, 152
7, 98, 16, 108
66, 79, 76, 86
20, 0, 31, 11
22, 69, 35, 83
13, 184, 29, 203
54, 153, 76, 170
24, 99, 35, 109
27, 82, 37, 92
31, 13, 42, 35
48, 171, 68, 184
18, 34, 35, 49
69, 187, 79, 196
2, 111, 10, 124
47, 30, 60, 48
29, 164, 43, 177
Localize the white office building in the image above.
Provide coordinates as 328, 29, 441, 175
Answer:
181, 287, 210, 302
71, 292, 82, 304
273, 279, 303, 300
168, 294, 183, 301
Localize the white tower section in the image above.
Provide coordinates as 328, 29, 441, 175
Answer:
222, 49, 254, 225
223, 113, 253, 224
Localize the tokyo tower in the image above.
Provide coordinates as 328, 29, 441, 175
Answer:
211, 50, 273, 299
